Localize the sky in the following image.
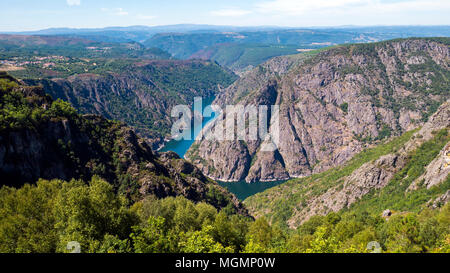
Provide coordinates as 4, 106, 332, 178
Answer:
0, 0, 449, 31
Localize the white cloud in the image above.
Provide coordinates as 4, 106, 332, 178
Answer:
66, 0, 81, 6
101, 8, 129, 16
255, 0, 450, 16
257, 0, 363, 14
211, 9, 252, 17
114, 8, 129, 16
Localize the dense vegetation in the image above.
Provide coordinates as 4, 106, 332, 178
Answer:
20, 60, 237, 142
243, 122, 450, 254
0, 73, 76, 131
0, 35, 170, 60
1, 74, 448, 253
0, 73, 242, 216
0, 34, 238, 145
0, 72, 128, 185
280, 204, 450, 253
346, 129, 450, 215
1, 34, 449, 253
144, 28, 436, 59
0, 177, 448, 253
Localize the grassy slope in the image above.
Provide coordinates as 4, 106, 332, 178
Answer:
244, 130, 414, 225
245, 126, 449, 229
345, 129, 449, 215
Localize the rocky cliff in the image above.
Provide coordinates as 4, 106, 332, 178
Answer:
188, 38, 450, 182
0, 73, 247, 215
245, 100, 449, 228
22, 60, 237, 149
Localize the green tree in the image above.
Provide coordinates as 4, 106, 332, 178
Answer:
306, 226, 340, 253
53, 176, 138, 253
0, 179, 62, 253
381, 214, 421, 253
131, 216, 174, 253
245, 217, 273, 252
179, 225, 232, 253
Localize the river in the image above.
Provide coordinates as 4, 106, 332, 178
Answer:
159, 96, 217, 158
159, 96, 287, 200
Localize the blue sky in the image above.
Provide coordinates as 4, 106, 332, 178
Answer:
0, 0, 449, 31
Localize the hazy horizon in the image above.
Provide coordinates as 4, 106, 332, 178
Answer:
1, 0, 449, 32
3, 23, 450, 34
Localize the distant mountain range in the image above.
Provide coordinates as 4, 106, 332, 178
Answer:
1, 24, 289, 43
3, 24, 449, 46
1, 25, 449, 74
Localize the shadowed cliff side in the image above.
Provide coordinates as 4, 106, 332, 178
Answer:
0, 72, 248, 216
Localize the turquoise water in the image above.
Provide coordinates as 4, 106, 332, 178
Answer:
159, 96, 216, 158
217, 180, 287, 201
159, 96, 287, 200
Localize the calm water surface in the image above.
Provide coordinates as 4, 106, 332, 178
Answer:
159, 96, 216, 158
217, 180, 287, 200
159, 96, 287, 200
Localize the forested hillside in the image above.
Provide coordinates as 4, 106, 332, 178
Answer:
190, 43, 303, 75
0, 35, 237, 148
0, 36, 449, 252
143, 28, 447, 59
1, 177, 448, 253
23, 60, 236, 147
0, 73, 245, 215
0, 34, 170, 59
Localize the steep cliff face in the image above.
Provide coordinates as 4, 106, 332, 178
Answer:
0, 73, 247, 215
23, 60, 237, 149
287, 101, 449, 226
188, 38, 450, 182
409, 143, 450, 190
245, 100, 450, 228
